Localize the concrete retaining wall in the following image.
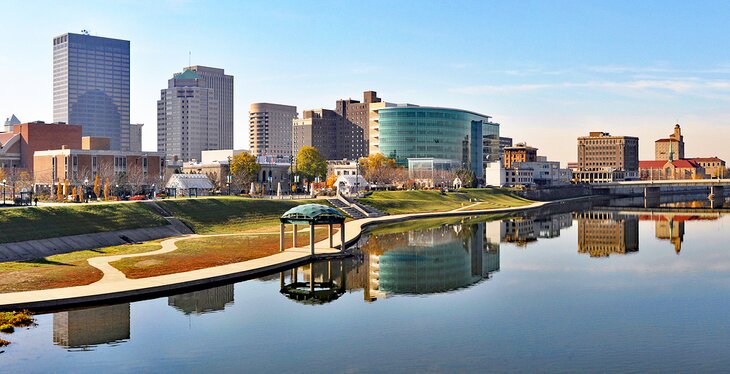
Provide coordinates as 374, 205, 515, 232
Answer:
0, 225, 186, 263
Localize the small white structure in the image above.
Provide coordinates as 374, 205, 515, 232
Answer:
485, 160, 570, 188
336, 175, 369, 195
165, 174, 215, 197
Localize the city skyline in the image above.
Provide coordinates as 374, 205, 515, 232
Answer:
3, 1, 730, 163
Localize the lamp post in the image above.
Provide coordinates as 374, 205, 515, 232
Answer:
226, 174, 232, 196
83, 178, 89, 203
1, 179, 5, 206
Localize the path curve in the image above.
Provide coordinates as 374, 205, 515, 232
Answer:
0, 198, 593, 310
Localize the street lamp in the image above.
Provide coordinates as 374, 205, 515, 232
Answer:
83, 178, 89, 203
1, 179, 5, 206
226, 174, 232, 196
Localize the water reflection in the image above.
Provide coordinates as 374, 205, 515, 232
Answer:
576, 212, 639, 257
168, 285, 235, 315
53, 304, 130, 350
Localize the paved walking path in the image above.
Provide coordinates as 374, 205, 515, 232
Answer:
0, 199, 559, 310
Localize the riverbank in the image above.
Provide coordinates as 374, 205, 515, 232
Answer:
0, 196, 599, 311
356, 188, 531, 214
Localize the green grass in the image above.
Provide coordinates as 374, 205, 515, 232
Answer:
156, 197, 329, 234
0, 241, 163, 273
0, 203, 167, 244
357, 188, 532, 215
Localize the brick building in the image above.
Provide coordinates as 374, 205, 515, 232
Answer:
574, 132, 639, 183
34, 138, 164, 193
0, 121, 83, 170
503, 143, 538, 169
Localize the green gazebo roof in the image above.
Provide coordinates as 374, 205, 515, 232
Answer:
280, 204, 346, 225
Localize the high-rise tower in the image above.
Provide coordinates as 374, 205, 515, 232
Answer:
53, 32, 130, 150
184, 66, 234, 149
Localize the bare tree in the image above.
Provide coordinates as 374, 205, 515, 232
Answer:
126, 164, 146, 195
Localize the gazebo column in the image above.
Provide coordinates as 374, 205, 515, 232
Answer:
340, 222, 346, 250
280, 223, 285, 252
328, 224, 333, 248
292, 224, 298, 248
310, 224, 315, 255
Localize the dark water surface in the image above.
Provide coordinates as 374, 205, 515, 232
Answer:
4, 200, 730, 373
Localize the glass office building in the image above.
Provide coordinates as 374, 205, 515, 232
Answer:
53, 33, 130, 150
377, 106, 499, 178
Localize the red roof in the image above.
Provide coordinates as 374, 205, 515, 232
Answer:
639, 160, 667, 169
672, 159, 700, 168
639, 159, 701, 169
0, 133, 16, 146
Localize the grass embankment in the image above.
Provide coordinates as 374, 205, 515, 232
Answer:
0, 242, 162, 293
357, 188, 532, 215
111, 228, 334, 279
156, 197, 327, 234
0, 203, 167, 244
0, 310, 35, 346
0, 198, 335, 292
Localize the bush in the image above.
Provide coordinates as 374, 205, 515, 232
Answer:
0, 324, 14, 333
130, 195, 147, 201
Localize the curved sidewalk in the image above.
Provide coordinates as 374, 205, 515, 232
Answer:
0, 199, 560, 310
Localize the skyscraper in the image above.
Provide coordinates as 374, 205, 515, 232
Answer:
249, 103, 297, 159
53, 32, 130, 150
184, 66, 234, 149
157, 69, 219, 162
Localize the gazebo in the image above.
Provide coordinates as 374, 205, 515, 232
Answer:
279, 204, 346, 255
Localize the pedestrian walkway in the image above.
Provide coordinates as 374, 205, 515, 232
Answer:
0, 199, 562, 310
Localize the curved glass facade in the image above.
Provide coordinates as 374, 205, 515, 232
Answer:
377, 107, 499, 177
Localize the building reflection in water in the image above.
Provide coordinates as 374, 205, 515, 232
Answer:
168, 284, 235, 315
638, 213, 720, 254
498, 213, 573, 246
575, 212, 639, 257
361, 221, 500, 301
53, 303, 130, 350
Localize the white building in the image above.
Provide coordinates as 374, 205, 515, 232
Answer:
485, 161, 571, 187
157, 69, 220, 162
165, 173, 215, 197
249, 103, 297, 159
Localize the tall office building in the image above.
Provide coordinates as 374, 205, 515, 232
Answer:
185, 66, 234, 149
157, 69, 219, 162
53, 32, 130, 150
574, 131, 639, 183
335, 91, 381, 158
249, 103, 297, 159
129, 123, 143, 152
292, 109, 342, 160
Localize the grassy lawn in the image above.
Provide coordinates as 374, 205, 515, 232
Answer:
111, 228, 334, 279
0, 203, 167, 244
0, 241, 162, 293
155, 197, 328, 234
357, 188, 532, 215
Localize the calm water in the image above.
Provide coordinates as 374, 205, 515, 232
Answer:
4, 199, 730, 373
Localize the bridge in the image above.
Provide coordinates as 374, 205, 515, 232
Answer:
591, 179, 730, 199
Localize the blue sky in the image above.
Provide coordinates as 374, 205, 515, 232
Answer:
2, 0, 730, 162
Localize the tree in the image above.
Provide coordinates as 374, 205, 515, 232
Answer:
326, 173, 338, 189
229, 153, 261, 191
360, 153, 399, 186
126, 164, 146, 195
296, 146, 327, 188
454, 168, 477, 188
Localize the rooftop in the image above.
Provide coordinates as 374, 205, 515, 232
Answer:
280, 204, 345, 225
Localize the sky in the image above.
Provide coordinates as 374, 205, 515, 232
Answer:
2, 0, 730, 163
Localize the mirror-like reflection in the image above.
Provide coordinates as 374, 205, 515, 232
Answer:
8, 196, 730, 372
53, 304, 130, 350
168, 285, 235, 315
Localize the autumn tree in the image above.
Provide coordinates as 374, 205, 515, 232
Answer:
359, 153, 400, 186
296, 146, 327, 190
230, 153, 261, 192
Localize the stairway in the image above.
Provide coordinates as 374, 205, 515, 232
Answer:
330, 198, 367, 219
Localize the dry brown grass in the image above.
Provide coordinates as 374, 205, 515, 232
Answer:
111, 227, 335, 279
